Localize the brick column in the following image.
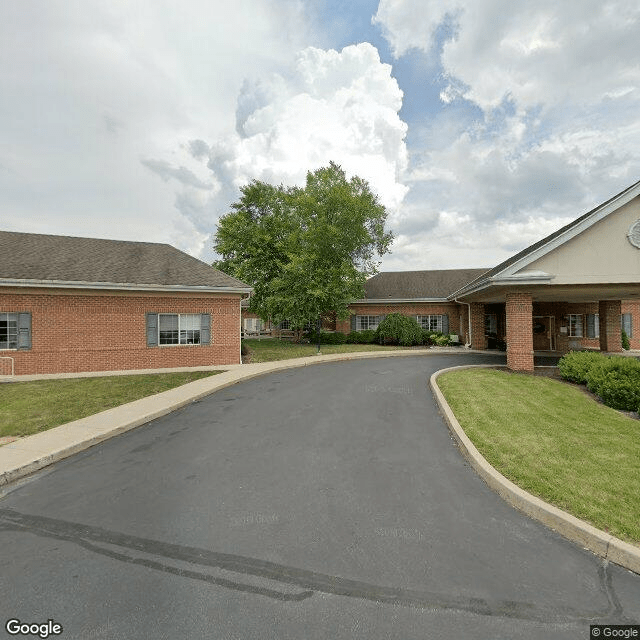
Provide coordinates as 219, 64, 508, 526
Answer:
470, 302, 485, 349
506, 292, 534, 371
599, 300, 622, 353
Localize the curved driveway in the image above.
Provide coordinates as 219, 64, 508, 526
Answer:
1, 354, 639, 639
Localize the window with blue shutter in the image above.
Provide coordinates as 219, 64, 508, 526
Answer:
0, 312, 30, 350
148, 313, 211, 346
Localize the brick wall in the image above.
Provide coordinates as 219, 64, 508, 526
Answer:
506, 292, 534, 371
0, 288, 241, 375
338, 303, 465, 337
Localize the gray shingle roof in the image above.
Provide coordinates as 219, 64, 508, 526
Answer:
362, 269, 489, 300
0, 231, 250, 290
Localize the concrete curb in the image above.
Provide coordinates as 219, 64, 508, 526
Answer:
430, 364, 640, 576
0, 348, 500, 487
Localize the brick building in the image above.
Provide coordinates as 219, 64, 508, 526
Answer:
243, 179, 640, 372
0, 231, 251, 375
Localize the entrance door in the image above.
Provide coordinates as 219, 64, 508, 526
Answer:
533, 316, 555, 351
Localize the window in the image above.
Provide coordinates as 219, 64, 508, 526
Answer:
586, 314, 599, 339
278, 319, 291, 330
484, 314, 497, 335
568, 314, 583, 337
417, 315, 444, 332
0, 313, 18, 349
356, 315, 381, 331
146, 313, 210, 347
0, 312, 31, 350
243, 318, 264, 332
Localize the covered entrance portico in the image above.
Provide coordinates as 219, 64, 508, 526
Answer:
452, 179, 640, 370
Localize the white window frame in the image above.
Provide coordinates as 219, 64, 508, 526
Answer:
568, 314, 583, 337
416, 315, 443, 332
356, 315, 380, 331
0, 312, 18, 350
158, 313, 202, 345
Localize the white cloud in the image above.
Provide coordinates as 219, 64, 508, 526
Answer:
0, 0, 312, 252
373, 0, 640, 269
205, 43, 409, 212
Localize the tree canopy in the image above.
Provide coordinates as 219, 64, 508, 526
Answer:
213, 162, 394, 335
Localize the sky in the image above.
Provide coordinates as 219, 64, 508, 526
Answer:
2, 0, 640, 272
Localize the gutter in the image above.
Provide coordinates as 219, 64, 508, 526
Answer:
0, 278, 253, 295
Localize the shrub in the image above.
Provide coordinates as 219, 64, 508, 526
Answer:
585, 355, 640, 393
346, 330, 376, 344
432, 332, 452, 346
240, 340, 250, 356
597, 372, 640, 411
558, 350, 606, 384
374, 313, 423, 346
585, 355, 640, 410
622, 329, 631, 350
306, 330, 347, 344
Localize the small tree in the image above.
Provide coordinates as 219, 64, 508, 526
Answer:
214, 163, 393, 340
375, 313, 423, 346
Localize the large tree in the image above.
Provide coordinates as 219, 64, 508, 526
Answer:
214, 162, 393, 339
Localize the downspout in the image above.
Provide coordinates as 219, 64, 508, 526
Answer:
454, 297, 472, 348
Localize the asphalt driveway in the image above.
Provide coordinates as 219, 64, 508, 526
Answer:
1, 354, 639, 639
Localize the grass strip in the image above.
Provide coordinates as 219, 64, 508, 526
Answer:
243, 338, 407, 362
0, 371, 222, 438
437, 368, 640, 545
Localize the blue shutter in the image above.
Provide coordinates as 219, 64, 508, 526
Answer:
442, 314, 449, 335
146, 313, 158, 347
200, 314, 211, 345
586, 314, 596, 339
350, 315, 356, 331
17, 312, 31, 350
622, 313, 633, 338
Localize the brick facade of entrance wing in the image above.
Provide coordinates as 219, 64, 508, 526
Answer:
0, 231, 251, 376
337, 179, 640, 371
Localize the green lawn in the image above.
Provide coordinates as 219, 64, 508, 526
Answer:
0, 371, 222, 438
437, 368, 640, 545
243, 337, 408, 362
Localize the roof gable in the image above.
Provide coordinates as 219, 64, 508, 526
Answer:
455, 179, 640, 296
0, 231, 250, 291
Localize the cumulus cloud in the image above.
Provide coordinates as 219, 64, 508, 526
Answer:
373, 0, 640, 268
206, 43, 409, 212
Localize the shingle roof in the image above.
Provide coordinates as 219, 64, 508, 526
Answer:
0, 231, 250, 290
362, 269, 489, 300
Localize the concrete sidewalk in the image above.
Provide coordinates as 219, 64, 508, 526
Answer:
1, 348, 497, 486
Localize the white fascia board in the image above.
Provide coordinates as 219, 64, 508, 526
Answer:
496, 182, 640, 279
449, 273, 552, 299
350, 298, 450, 304
0, 278, 253, 295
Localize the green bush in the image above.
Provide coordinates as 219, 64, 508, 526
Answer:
622, 329, 631, 350
585, 355, 640, 411
558, 350, 606, 384
421, 329, 452, 346
586, 355, 640, 392
374, 313, 423, 346
306, 330, 348, 344
346, 330, 376, 344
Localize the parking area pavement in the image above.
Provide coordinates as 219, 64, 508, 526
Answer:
1, 353, 639, 639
